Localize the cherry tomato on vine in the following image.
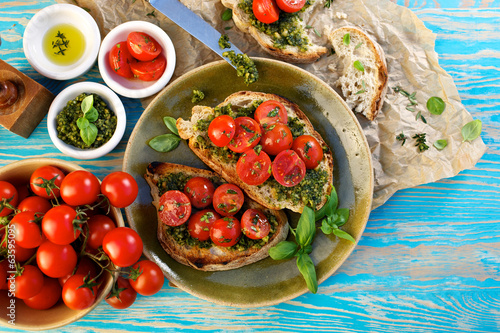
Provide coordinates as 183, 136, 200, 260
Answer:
254, 100, 288, 128
10, 211, 43, 249
260, 123, 293, 156
2, 241, 35, 263
86, 214, 116, 250
158, 190, 192, 227
126, 32, 162, 62
12, 265, 44, 299
29, 165, 65, 199
292, 134, 324, 169
129, 260, 164, 296
276, 0, 306, 13
212, 184, 244, 216
42, 205, 81, 245
102, 227, 143, 268
184, 177, 215, 209
109, 41, 136, 78
0, 181, 18, 217
0, 260, 8, 290
15, 184, 30, 203
241, 208, 271, 240
60, 170, 101, 206
17, 196, 52, 216
208, 115, 236, 147
252, 0, 280, 24
37, 240, 78, 278
210, 217, 242, 247
105, 276, 137, 309
62, 274, 97, 310
23, 277, 62, 310
272, 149, 306, 187
236, 147, 272, 186
101, 171, 138, 208
58, 256, 99, 286
187, 209, 220, 241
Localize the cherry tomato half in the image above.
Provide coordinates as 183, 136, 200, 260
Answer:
11, 211, 43, 249
109, 41, 136, 78
253, 0, 280, 24
30, 165, 65, 200
276, 0, 306, 13
23, 277, 62, 310
101, 171, 139, 208
227, 117, 262, 153
37, 240, 78, 278
188, 209, 220, 241
208, 115, 236, 147
106, 276, 137, 309
241, 208, 271, 240
184, 177, 215, 209
272, 149, 306, 187
60, 170, 101, 206
12, 265, 44, 299
236, 147, 272, 186
130, 55, 166, 81
158, 190, 192, 227
0, 181, 18, 217
292, 134, 324, 169
260, 123, 293, 156
213, 184, 244, 216
126, 31, 162, 61
102, 227, 143, 268
129, 260, 164, 296
210, 216, 242, 247
42, 205, 81, 245
254, 100, 288, 128
62, 274, 96, 310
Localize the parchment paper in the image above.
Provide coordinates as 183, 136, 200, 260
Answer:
67, 0, 487, 209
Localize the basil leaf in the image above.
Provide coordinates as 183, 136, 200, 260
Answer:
335, 208, 350, 227
163, 116, 179, 136
427, 96, 446, 115
81, 95, 93, 114
315, 187, 338, 221
296, 206, 316, 247
433, 139, 448, 150
85, 107, 99, 122
268, 241, 298, 260
461, 119, 482, 142
343, 33, 350, 46
353, 60, 364, 72
148, 134, 181, 152
80, 123, 97, 146
320, 220, 332, 234
332, 228, 355, 243
76, 117, 89, 130
221, 8, 232, 21
296, 253, 318, 294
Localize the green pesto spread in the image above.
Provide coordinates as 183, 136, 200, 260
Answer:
238, 0, 312, 52
222, 51, 259, 85
218, 34, 231, 49
191, 89, 205, 103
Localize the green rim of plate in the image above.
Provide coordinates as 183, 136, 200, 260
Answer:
123, 58, 373, 307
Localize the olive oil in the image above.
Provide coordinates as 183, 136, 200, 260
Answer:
43, 24, 85, 66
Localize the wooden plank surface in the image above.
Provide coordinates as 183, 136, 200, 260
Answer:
0, 0, 499, 332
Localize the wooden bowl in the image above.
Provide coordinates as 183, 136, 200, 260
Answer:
0, 158, 124, 331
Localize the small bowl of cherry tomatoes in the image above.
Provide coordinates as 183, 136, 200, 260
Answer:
98, 21, 176, 98
0, 158, 163, 330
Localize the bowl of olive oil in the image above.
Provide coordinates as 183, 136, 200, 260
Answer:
23, 4, 100, 80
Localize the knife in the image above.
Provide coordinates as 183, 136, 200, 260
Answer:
148, 0, 242, 69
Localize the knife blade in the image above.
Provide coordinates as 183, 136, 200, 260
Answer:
148, 0, 242, 69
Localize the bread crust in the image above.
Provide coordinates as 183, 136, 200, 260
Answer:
144, 162, 289, 271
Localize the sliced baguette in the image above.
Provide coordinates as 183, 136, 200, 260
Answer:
221, 0, 327, 63
325, 26, 388, 121
177, 91, 334, 213
144, 162, 289, 271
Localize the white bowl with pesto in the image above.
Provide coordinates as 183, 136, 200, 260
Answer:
47, 82, 126, 159
23, 4, 101, 80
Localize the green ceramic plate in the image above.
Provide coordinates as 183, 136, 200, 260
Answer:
123, 58, 373, 307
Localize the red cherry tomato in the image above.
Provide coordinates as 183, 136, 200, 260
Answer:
17, 196, 52, 216
60, 170, 101, 206
126, 32, 162, 61
0, 260, 8, 290
187, 209, 220, 241
208, 115, 236, 147
62, 274, 97, 310
12, 265, 44, 299
276, 0, 306, 13
58, 256, 98, 286
260, 123, 293, 156
184, 177, 215, 209
0, 181, 18, 217
212, 184, 244, 216
101, 171, 139, 208
37, 240, 77, 278
210, 217, 242, 247
130, 55, 166, 81
102, 227, 143, 268
227, 117, 262, 153
42, 205, 80, 245
254, 100, 288, 128
86, 214, 116, 250
10, 211, 43, 249
2, 241, 35, 262
15, 184, 30, 203
29, 165, 65, 199
236, 147, 272, 185
23, 277, 62, 310
109, 41, 136, 78
292, 134, 324, 169
241, 209, 271, 240
128, 260, 164, 296
272, 149, 306, 187
105, 276, 137, 309
158, 190, 192, 226
253, 0, 280, 24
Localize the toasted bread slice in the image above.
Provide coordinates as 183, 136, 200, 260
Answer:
221, 0, 327, 63
144, 162, 289, 271
177, 91, 333, 213
325, 26, 388, 121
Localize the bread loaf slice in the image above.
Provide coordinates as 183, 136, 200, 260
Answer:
325, 26, 388, 121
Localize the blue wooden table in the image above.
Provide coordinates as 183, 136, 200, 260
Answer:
1, 0, 499, 332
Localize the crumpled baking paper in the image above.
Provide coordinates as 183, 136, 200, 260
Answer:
65, 0, 487, 209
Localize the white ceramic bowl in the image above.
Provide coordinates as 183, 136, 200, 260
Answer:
23, 4, 101, 80
98, 21, 176, 98
47, 82, 126, 159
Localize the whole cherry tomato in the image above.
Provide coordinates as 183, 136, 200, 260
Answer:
2, 240, 36, 263
260, 123, 293, 156
102, 227, 143, 268
12, 265, 44, 299
101, 171, 138, 208
105, 276, 137, 309
236, 147, 272, 186
109, 41, 136, 78
272, 149, 306, 187
254, 100, 288, 128
37, 240, 77, 278
128, 260, 164, 296
29, 165, 65, 199
23, 277, 62, 310
212, 184, 244, 216
208, 115, 236, 147
60, 170, 101, 206
130, 55, 166, 81
292, 134, 324, 169
86, 214, 116, 250
158, 190, 192, 227
227, 117, 262, 153
276, 0, 306, 13
187, 209, 220, 241
42, 205, 80, 245
253, 0, 280, 24
241, 208, 271, 240
0, 180, 18, 217
17, 196, 52, 216
210, 217, 242, 247
0, 260, 8, 290
184, 177, 215, 209
10, 211, 43, 249
126, 32, 162, 61
62, 274, 97, 310
58, 256, 99, 286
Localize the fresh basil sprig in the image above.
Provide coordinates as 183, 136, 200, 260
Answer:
316, 187, 355, 243
77, 95, 99, 147
148, 116, 181, 152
